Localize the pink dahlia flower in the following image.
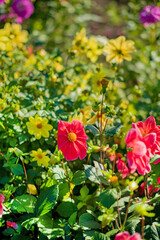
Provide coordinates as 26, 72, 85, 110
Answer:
140, 6, 160, 26
117, 159, 129, 178
58, 120, 88, 161
115, 232, 141, 240
132, 116, 160, 156
11, 0, 34, 20
125, 126, 156, 175
7, 221, 18, 229
0, 194, 5, 218
0, 0, 5, 5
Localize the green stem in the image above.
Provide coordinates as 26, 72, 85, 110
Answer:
122, 195, 132, 229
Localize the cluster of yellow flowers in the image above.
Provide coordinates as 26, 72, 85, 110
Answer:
0, 23, 28, 51
71, 28, 103, 63
72, 29, 136, 64
26, 114, 53, 168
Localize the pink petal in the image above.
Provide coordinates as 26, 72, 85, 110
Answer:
129, 233, 142, 240
115, 231, 130, 240
74, 141, 87, 159
127, 152, 137, 173
144, 116, 156, 133
152, 158, 160, 164
0, 204, 3, 218
125, 129, 138, 144
0, 194, 5, 203
143, 133, 156, 148
132, 141, 147, 157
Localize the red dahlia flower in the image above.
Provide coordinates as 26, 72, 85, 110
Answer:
58, 120, 88, 161
125, 126, 156, 175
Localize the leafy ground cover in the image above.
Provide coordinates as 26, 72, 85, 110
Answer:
0, 0, 160, 239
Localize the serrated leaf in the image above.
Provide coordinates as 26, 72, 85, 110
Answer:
79, 212, 101, 229
71, 170, 87, 185
11, 194, 36, 213
35, 185, 58, 217
84, 164, 100, 184
100, 189, 117, 209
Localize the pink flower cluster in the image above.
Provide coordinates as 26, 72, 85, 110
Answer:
1, 0, 34, 23
106, 148, 129, 178
115, 231, 142, 240
126, 116, 160, 175
7, 221, 18, 229
0, 194, 5, 218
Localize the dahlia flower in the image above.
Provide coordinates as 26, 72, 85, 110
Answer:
140, 6, 160, 26
125, 127, 156, 175
11, 0, 34, 22
58, 120, 88, 161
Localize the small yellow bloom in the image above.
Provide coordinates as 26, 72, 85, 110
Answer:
72, 28, 88, 54
87, 110, 113, 129
31, 148, 50, 167
26, 114, 53, 139
69, 106, 92, 126
104, 36, 136, 64
27, 184, 38, 195
86, 36, 102, 63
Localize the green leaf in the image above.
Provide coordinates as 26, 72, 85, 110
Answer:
79, 212, 101, 229
84, 165, 100, 184
105, 229, 119, 237
125, 216, 140, 231
150, 155, 160, 164
68, 212, 77, 226
92, 232, 109, 240
71, 170, 87, 185
151, 223, 160, 240
57, 201, 77, 218
59, 182, 70, 199
100, 189, 117, 209
151, 163, 160, 177
22, 218, 39, 230
35, 185, 59, 217
11, 194, 36, 213
11, 164, 24, 175
86, 125, 99, 136
14, 147, 23, 157
105, 123, 123, 136
52, 165, 65, 181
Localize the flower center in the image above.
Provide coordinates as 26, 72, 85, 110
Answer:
37, 123, 42, 129
37, 154, 43, 159
18, 3, 25, 10
67, 132, 77, 142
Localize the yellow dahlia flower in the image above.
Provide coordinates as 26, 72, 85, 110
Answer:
104, 36, 136, 64
31, 148, 50, 167
26, 114, 53, 139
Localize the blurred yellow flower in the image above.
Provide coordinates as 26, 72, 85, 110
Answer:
31, 148, 50, 167
27, 184, 38, 195
104, 36, 136, 64
4, 23, 28, 48
88, 110, 113, 129
72, 28, 88, 54
26, 114, 53, 139
0, 29, 12, 51
69, 106, 92, 126
86, 36, 102, 63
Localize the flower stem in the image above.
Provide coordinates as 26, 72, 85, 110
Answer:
122, 195, 132, 229
141, 215, 145, 239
